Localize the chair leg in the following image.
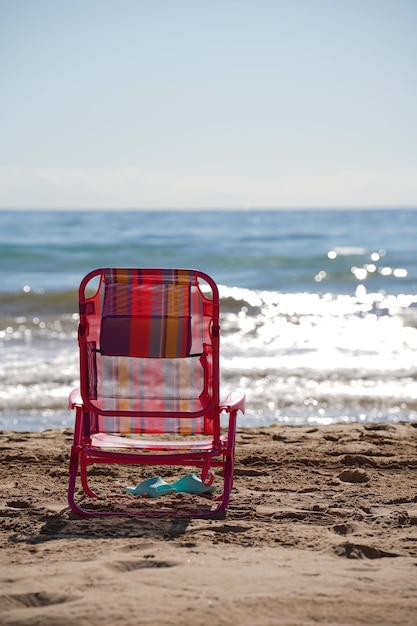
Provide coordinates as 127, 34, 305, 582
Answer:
79, 457, 98, 498
68, 451, 84, 515
222, 453, 234, 508
200, 459, 215, 486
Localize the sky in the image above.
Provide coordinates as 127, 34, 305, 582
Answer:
1, 0, 416, 210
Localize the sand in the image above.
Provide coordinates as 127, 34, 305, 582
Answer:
1, 422, 417, 625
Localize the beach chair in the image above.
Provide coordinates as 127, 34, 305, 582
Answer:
67, 268, 245, 517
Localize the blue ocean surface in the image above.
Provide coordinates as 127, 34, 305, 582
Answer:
1, 208, 417, 431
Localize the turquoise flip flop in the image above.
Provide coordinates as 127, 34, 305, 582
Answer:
170, 473, 216, 495
126, 476, 176, 498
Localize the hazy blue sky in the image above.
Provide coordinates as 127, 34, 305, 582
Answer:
1, 0, 416, 209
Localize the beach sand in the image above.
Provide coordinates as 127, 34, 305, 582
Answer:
1, 422, 417, 625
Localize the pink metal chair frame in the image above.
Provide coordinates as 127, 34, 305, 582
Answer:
67, 268, 245, 517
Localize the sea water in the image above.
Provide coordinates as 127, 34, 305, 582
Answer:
1, 208, 417, 431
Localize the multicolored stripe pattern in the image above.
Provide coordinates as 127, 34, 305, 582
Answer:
80, 268, 215, 435
100, 268, 194, 358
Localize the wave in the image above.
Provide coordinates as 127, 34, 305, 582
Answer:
2, 283, 417, 430
0, 288, 79, 317
2, 284, 417, 336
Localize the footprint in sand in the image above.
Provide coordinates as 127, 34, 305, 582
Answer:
333, 543, 399, 559
106, 559, 178, 572
332, 522, 360, 536
5, 500, 32, 509
0, 591, 79, 611
338, 468, 370, 483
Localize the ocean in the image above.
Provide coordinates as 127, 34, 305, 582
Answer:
1, 208, 417, 432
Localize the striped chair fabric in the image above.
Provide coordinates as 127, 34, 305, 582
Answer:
82, 268, 215, 435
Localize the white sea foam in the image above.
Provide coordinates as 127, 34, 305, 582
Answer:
2, 287, 417, 430
219, 287, 417, 426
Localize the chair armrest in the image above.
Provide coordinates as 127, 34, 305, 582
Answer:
69, 388, 83, 409
220, 391, 245, 414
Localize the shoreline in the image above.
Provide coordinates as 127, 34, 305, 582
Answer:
1, 422, 417, 625
2, 411, 417, 434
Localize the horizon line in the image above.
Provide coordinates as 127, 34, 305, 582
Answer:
1, 206, 417, 212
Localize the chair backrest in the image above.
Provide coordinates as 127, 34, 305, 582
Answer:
78, 268, 220, 436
